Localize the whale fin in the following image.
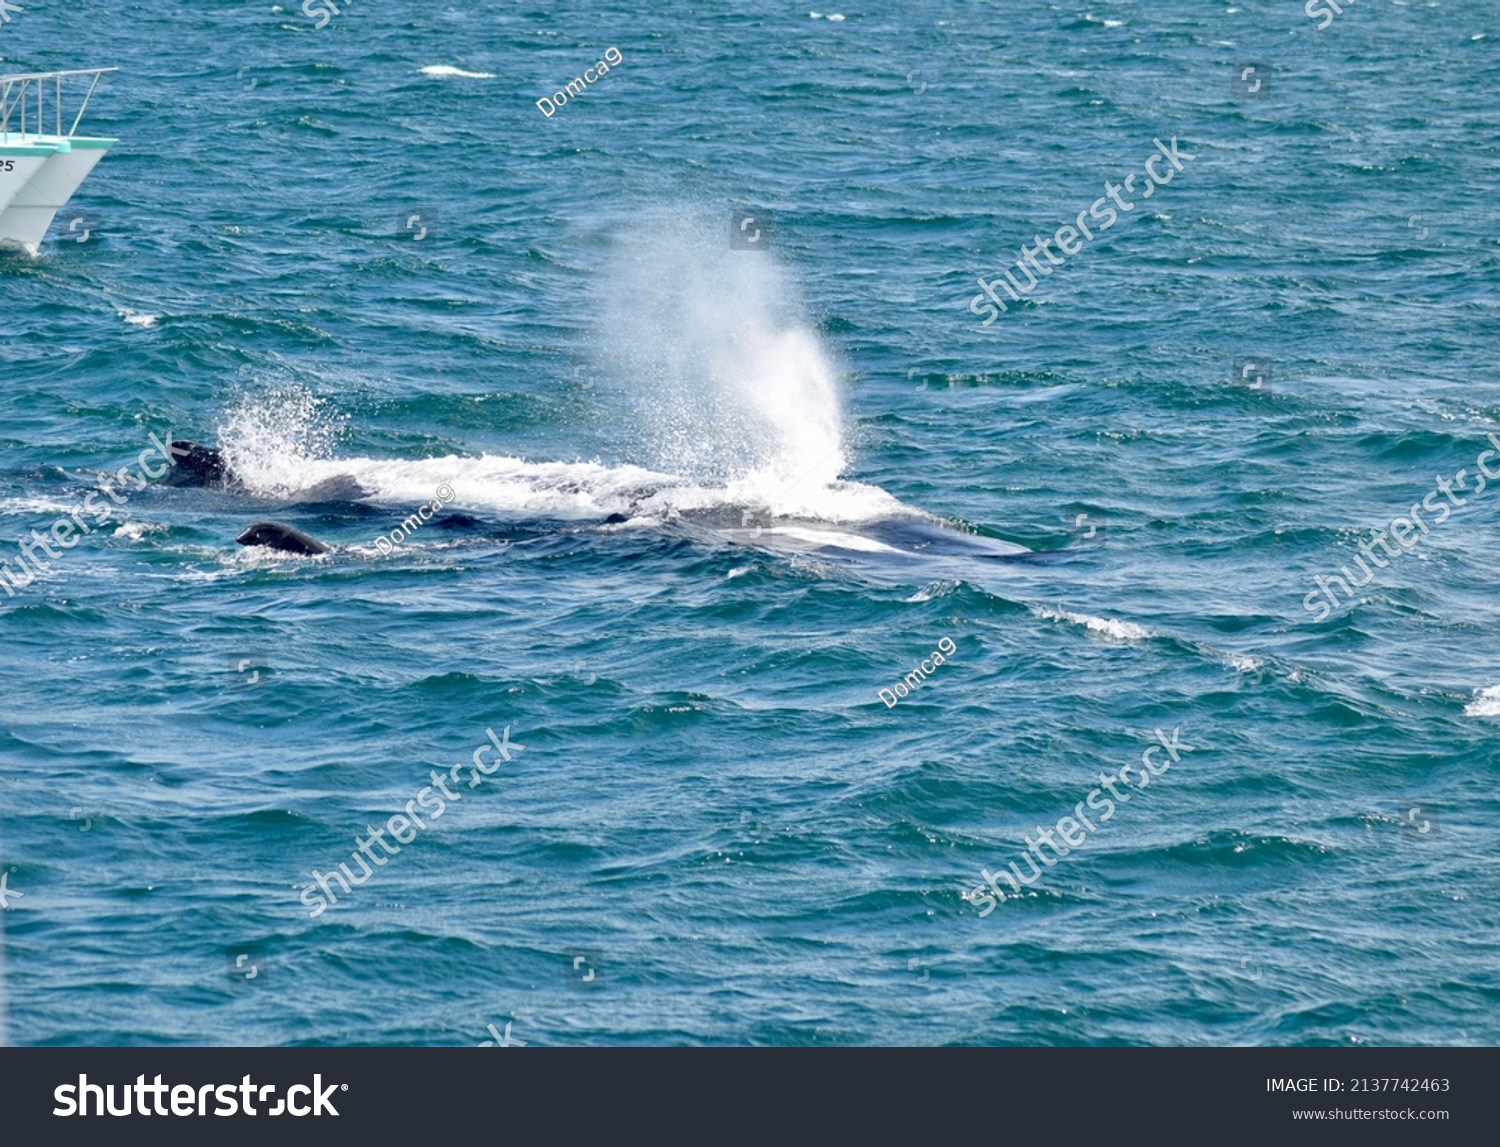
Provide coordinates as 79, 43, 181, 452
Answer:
236, 521, 333, 556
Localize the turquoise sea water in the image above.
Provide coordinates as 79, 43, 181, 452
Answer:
2, 0, 1498, 1046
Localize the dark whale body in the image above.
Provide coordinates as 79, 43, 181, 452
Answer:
155, 442, 237, 489
237, 522, 333, 556
153, 442, 368, 502
151, 442, 1033, 562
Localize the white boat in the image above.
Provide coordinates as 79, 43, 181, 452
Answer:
0, 68, 116, 254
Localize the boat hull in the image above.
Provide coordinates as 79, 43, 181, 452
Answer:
0, 143, 61, 217
0, 137, 114, 253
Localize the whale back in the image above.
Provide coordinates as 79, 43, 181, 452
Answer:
156, 441, 234, 489
236, 521, 332, 556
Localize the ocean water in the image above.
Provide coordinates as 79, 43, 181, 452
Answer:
1, 0, 1498, 1047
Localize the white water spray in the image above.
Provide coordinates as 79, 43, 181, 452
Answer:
217, 385, 342, 498
600, 213, 847, 511
210, 215, 908, 526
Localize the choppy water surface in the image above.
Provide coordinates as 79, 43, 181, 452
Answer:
1, 1, 1497, 1045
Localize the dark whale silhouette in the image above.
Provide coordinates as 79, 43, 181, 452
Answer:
154, 441, 370, 502
151, 442, 1034, 560
234, 511, 632, 555
150, 439, 437, 555
237, 522, 334, 556
155, 441, 237, 489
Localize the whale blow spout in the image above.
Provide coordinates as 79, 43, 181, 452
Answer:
236, 521, 333, 556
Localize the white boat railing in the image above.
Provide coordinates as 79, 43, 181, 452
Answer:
0, 67, 117, 141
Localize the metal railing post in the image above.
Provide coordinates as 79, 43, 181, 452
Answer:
0, 68, 118, 139
71, 71, 106, 137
